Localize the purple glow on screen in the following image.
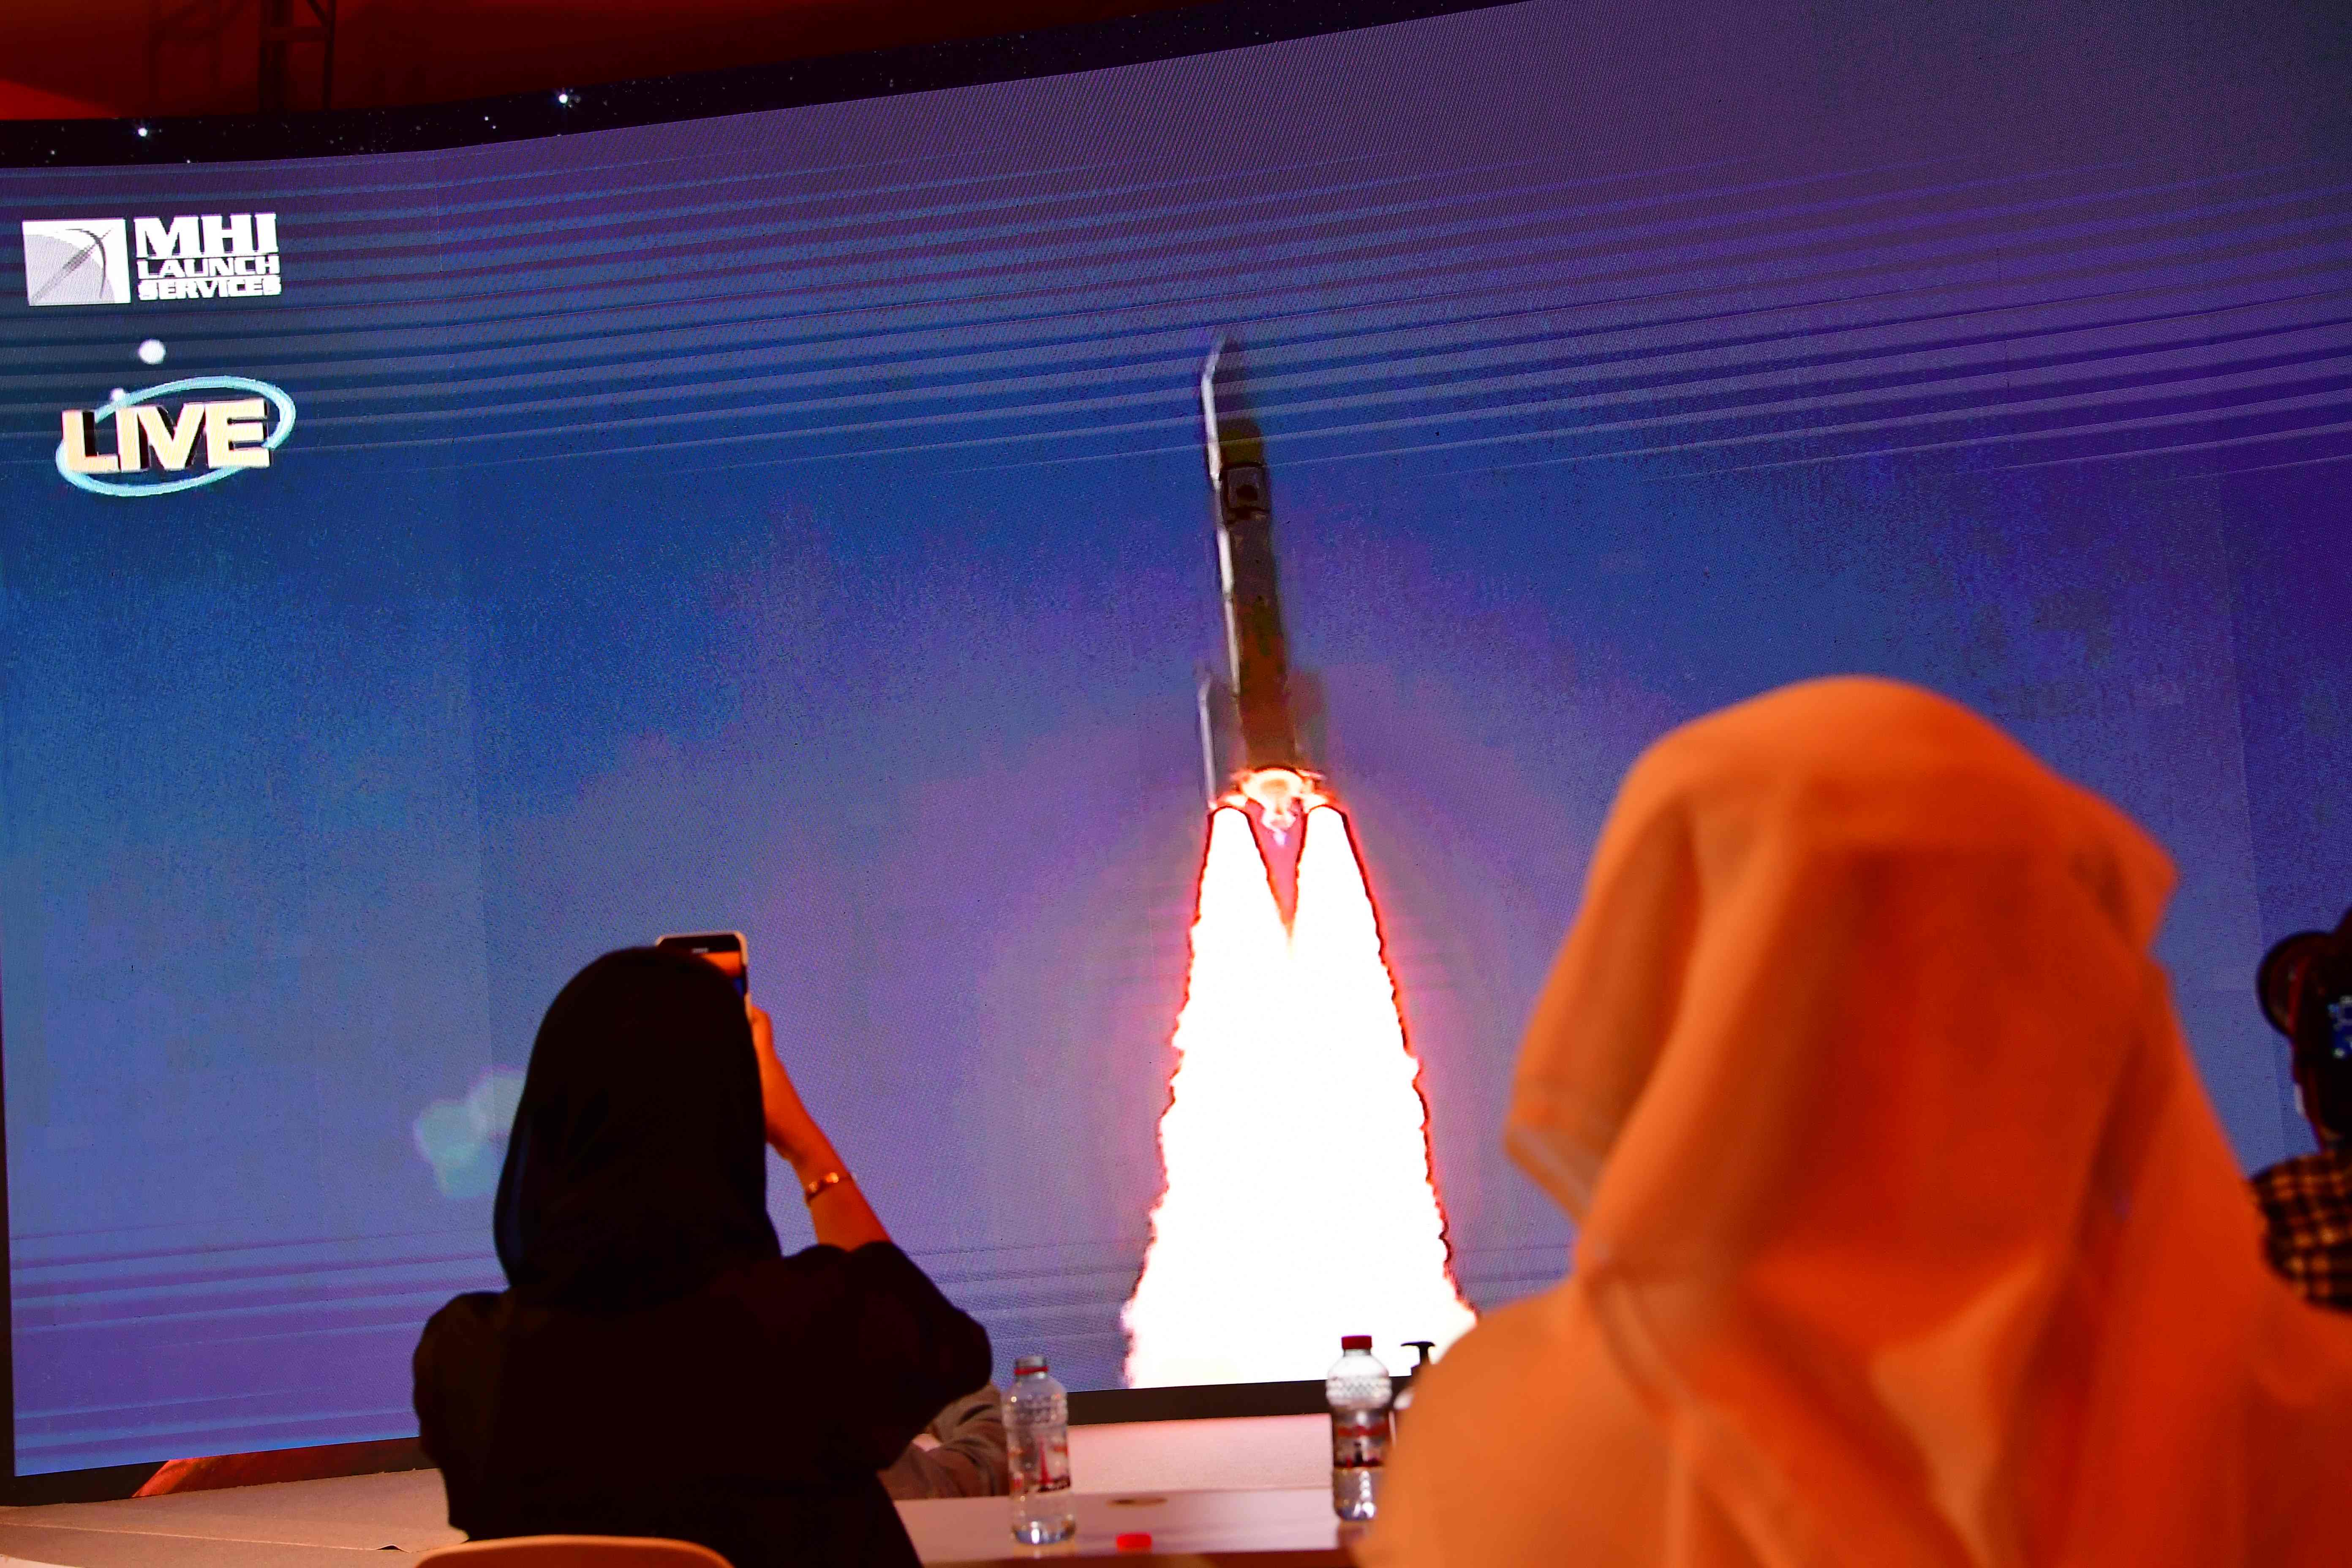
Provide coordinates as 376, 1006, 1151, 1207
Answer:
0, 0, 2346, 1473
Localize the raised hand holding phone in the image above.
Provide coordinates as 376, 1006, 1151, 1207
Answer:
653, 930, 748, 996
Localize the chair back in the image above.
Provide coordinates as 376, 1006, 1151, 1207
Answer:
414, 1536, 734, 1568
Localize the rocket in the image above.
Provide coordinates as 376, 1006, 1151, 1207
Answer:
1197, 337, 1322, 840
1201, 337, 1298, 775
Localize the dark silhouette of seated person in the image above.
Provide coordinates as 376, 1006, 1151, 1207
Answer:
414, 948, 989, 1568
2252, 908, 2352, 1310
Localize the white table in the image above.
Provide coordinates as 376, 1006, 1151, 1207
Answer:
898, 1487, 1358, 1565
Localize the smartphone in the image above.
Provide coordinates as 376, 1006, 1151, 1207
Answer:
655, 930, 750, 998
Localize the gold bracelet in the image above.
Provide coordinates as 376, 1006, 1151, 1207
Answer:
802, 1169, 849, 1203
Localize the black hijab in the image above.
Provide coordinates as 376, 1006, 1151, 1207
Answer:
494, 947, 782, 1311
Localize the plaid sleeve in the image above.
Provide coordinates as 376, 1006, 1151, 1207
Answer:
2251, 1152, 2352, 1311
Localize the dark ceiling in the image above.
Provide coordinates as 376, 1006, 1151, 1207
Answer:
0, 0, 1203, 120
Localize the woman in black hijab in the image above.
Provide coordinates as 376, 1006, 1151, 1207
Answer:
414, 947, 990, 1568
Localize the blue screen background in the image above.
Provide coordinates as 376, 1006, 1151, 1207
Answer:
1, 0, 2347, 1473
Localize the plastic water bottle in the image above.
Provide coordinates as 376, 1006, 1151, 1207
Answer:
1006, 1354, 1076, 1544
1326, 1334, 1394, 1522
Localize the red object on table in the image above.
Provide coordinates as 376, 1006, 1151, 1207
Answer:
1115, 1533, 1153, 1552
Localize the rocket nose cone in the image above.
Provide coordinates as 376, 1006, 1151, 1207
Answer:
1202, 334, 1267, 469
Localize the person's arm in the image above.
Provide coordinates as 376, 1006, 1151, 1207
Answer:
746, 999, 889, 1250
877, 1384, 1008, 1500
410, 1297, 498, 1533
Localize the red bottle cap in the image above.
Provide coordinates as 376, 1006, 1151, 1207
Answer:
1340, 1334, 1372, 1351
1116, 1533, 1153, 1552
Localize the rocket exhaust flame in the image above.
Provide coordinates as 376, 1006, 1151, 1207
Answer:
1123, 800, 1475, 1386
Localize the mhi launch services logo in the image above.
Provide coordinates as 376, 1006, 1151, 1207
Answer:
22, 212, 285, 305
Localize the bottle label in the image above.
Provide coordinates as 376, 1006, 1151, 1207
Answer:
1331, 1408, 1391, 1470
1010, 1428, 1072, 1496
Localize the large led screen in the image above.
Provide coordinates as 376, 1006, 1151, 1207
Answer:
3, 0, 2349, 1475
